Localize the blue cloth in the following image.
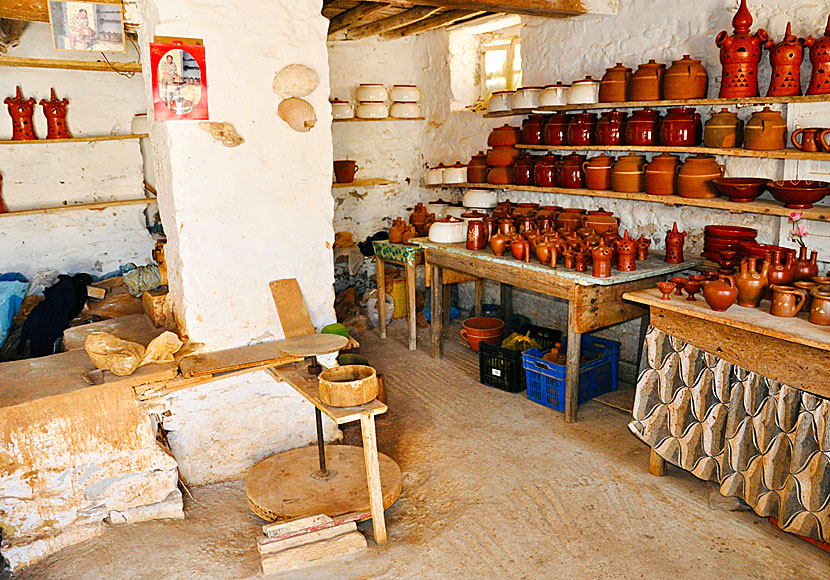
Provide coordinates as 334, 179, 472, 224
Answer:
0, 273, 29, 348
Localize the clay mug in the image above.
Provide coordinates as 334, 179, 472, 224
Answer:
769, 285, 807, 317
703, 275, 739, 311
809, 290, 830, 325
333, 160, 359, 183
791, 128, 829, 153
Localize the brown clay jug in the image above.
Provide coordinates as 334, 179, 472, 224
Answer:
625, 108, 662, 145
765, 22, 805, 97
644, 152, 680, 195
592, 239, 613, 278
735, 257, 769, 307
793, 247, 819, 281
488, 124, 521, 147
467, 152, 489, 183
513, 153, 536, 186
664, 55, 709, 99
583, 154, 615, 191
521, 115, 546, 145
567, 112, 597, 146
744, 107, 788, 150
715, 0, 768, 98
489, 232, 509, 257
615, 230, 638, 272
703, 108, 744, 148
664, 222, 686, 264
535, 240, 557, 266
599, 63, 632, 102
534, 153, 559, 188
809, 290, 830, 325
611, 153, 646, 193
511, 238, 531, 262
389, 217, 406, 243
769, 285, 807, 317
596, 110, 627, 146
768, 250, 795, 287
631, 59, 665, 100
557, 154, 587, 189
805, 15, 830, 95
703, 275, 739, 311
466, 219, 486, 251
791, 128, 827, 153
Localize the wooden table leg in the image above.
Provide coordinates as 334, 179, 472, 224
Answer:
430, 264, 443, 359
500, 283, 513, 328
648, 448, 666, 476
405, 261, 417, 351
359, 412, 387, 544
564, 301, 582, 423
376, 257, 387, 339
474, 279, 483, 317
442, 283, 451, 325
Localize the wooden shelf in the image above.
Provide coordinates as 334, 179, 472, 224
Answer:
333, 117, 425, 122
484, 94, 830, 118
0, 134, 148, 145
0, 56, 141, 74
426, 182, 830, 222
0, 198, 156, 219
516, 143, 830, 161
332, 178, 395, 188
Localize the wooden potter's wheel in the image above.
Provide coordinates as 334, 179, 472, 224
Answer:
246, 445, 402, 522
277, 334, 348, 357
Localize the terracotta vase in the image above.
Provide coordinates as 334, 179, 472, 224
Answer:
744, 107, 788, 150
663, 55, 709, 99
637, 236, 651, 260
735, 257, 770, 307
644, 152, 680, 195
4, 86, 37, 141
513, 153, 536, 186
467, 152, 489, 183
664, 222, 686, 264
769, 285, 807, 317
805, 15, 830, 95
533, 153, 559, 187
409, 202, 427, 225
659, 107, 702, 146
809, 290, 830, 325
567, 112, 597, 146
704, 108, 744, 148
582, 154, 615, 190
631, 59, 666, 100
793, 246, 819, 281
611, 153, 646, 193
511, 238, 531, 262
401, 225, 418, 245
765, 22, 805, 96
388, 217, 406, 243
615, 230, 637, 272
488, 124, 521, 147
704, 275, 739, 311
599, 63, 632, 102
557, 154, 586, 188
677, 155, 725, 199
466, 220, 486, 250
767, 250, 795, 287
596, 110, 626, 146
625, 108, 662, 145
592, 239, 613, 278
39, 88, 71, 140
489, 232, 509, 256
543, 112, 570, 146
574, 252, 589, 272
715, 0, 768, 98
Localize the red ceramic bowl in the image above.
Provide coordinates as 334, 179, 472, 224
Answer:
702, 251, 723, 262
739, 241, 796, 258
704, 239, 743, 249
459, 317, 505, 352
704, 225, 758, 240
711, 177, 768, 203
767, 180, 830, 209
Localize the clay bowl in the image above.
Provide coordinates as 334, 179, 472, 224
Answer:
702, 251, 723, 263
703, 238, 743, 251
459, 317, 505, 352
711, 177, 768, 203
767, 180, 830, 209
704, 225, 757, 240
739, 241, 796, 259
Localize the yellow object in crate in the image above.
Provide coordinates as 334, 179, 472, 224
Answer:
385, 276, 408, 319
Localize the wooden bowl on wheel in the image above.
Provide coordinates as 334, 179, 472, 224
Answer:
319, 365, 378, 407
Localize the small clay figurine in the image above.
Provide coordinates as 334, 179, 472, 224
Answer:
4, 86, 37, 140
40, 88, 71, 139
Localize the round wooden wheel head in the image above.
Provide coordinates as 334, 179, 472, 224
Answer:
245, 445, 402, 522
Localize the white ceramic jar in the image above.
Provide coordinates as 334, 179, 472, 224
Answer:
486, 90, 513, 113
428, 218, 466, 243
442, 163, 467, 184
389, 85, 420, 102
567, 77, 600, 104
355, 101, 389, 119
511, 87, 542, 110
330, 99, 353, 119
390, 102, 422, 119
539, 83, 569, 107
463, 188, 498, 209
355, 83, 388, 102
425, 166, 445, 185
426, 200, 450, 218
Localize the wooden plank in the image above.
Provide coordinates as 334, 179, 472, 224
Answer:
328, 1, 389, 34
260, 530, 367, 575
332, 178, 395, 188
565, 303, 581, 424
179, 342, 302, 378
381, 9, 483, 38
346, 6, 442, 39
0, 134, 146, 145
0, 55, 141, 73
377, 256, 388, 339
360, 413, 387, 544
269, 279, 316, 338
570, 277, 653, 334
263, 514, 333, 539
64, 314, 165, 351
269, 364, 387, 425
430, 264, 443, 358
647, 306, 830, 399
371, 0, 588, 17
259, 522, 357, 555
0, 0, 48, 21
517, 143, 830, 162
406, 260, 417, 350
0, 197, 154, 219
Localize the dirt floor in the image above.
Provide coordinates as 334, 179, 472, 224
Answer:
13, 320, 830, 579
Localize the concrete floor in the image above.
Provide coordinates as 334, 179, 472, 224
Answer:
14, 320, 830, 579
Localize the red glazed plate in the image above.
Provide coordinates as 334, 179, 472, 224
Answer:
704, 225, 758, 239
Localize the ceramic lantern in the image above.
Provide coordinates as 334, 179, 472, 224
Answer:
664, 222, 686, 264
40, 88, 71, 140
765, 23, 805, 97
805, 15, 830, 95
4, 86, 37, 141
715, 0, 768, 98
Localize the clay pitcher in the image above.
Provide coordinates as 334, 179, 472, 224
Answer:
809, 290, 830, 325
664, 222, 686, 264
511, 238, 531, 262
489, 232, 509, 257
735, 257, 769, 307
793, 247, 819, 281
466, 219, 486, 251
765, 22, 805, 97
703, 275, 739, 311
769, 285, 807, 317
805, 15, 830, 95
535, 240, 557, 266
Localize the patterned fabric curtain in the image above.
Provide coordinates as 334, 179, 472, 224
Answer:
629, 326, 830, 543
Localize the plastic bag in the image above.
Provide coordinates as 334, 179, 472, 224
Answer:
123, 265, 163, 296
500, 331, 543, 352
85, 332, 145, 376
361, 289, 394, 328
0, 274, 28, 348
141, 331, 182, 364
26, 271, 59, 297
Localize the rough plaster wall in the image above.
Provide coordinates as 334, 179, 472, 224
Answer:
0, 23, 153, 277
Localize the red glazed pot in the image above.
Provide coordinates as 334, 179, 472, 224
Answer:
567, 112, 597, 146
543, 112, 570, 146
596, 110, 627, 146
459, 317, 505, 352
513, 154, 536, 186
533, 153, 559, 187
659, 107, 702, 146
521, 115, 546, 145
625, 108, 662, 146
557, 154, 587, 188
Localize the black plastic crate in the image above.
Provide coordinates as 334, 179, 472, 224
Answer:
478, 324, 562, 393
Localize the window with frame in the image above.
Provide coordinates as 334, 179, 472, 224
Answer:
480, 26, 522, 98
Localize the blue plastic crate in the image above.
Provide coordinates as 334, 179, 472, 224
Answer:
521, 336, 620, 412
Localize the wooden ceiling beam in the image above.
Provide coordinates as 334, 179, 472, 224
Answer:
328, 2, 391, 35
380, 9, 484, 38
347, 6, 441, 39
357, 0, 588, 17
0, 0, 48, 22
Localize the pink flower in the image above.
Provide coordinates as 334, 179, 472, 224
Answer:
797, 224, 809, 238
790, 211, 803, 222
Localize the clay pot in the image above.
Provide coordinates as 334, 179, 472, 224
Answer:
466, 219, 486, 250
533, 153, 559, 187
467, 152, 489, 183
591, 239, 613, 278
583, 212, 620, 236
615, 230, 638, 272
488, 124, 521, 147
805, 15, 830, 95
410, 202, 427, 225
535, 241, 557, 266
664, 222, 686, 264
704, 108, 744, 148
769, 285, 807, 317
644, 152, 680, 195
744, 107, 788, 150
677, 155, 725, 199
487, 166, 513, 185
567, 112, 597, 146
596, 110, 626, 146
511, 238, 531, 262
513, 154, 536, 186
767, 180, 830, 209
489, 232, 509, 256
765, 22, 805, 97
521, 115, 546, 145
611, 153, 646, 193
388, 217, 406, 243
543, 112, 570, 146
791, 128, 830, 153
660, 107, 702, 146
625, 108, 662, 146
487, 146, 520, 168
599, 63, 632, 102
768, 250, 795, 287
557, 154, 587, 189
663, 55, 708, 100
583, 154, 615, 190
498, 218, 516, 235
715, 0, 768, 98
809, 290, 830, 325
333, 160, 359, 183
556, 208, 586, 230
703, 275, 738, 311
400, 225, 418, 245
793, 247, 819, 281
459, 317, 505, 352
631, 59, 666, 100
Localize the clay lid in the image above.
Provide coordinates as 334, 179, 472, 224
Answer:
572, 76, 598, 84
492, 90, 515, 95
673, 54, 701, 64
359, 100, 386, 103
517, 86, 543, 90
330, 99, 349, 104
392, 84, 417, 87
359, 83, 384, 86
433, 217, 463, 223
606, 62, 632, 71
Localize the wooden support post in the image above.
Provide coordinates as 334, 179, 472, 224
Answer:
474, 279, 484, 317
405, 261, 417, 351
376, 256, 387, 339
430, 264, 443, 359
648, 449, 666, 476
360, 413, 387, 544
565, 301, 582, 423
500, 283, 513, 328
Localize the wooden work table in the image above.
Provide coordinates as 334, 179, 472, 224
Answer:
414, 239, 700, 422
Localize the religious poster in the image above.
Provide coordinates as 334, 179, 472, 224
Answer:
150, 42, 209, 121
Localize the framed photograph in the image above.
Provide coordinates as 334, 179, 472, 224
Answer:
150, 42, 209, 121
47, 1, 125, 52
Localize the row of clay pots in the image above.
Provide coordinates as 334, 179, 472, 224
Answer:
599, 56, 708, 102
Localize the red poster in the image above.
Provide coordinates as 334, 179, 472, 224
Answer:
150, 42, 208, 121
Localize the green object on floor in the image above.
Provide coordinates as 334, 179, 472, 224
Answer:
322, 323, 349, 338
337, 353, 369, 366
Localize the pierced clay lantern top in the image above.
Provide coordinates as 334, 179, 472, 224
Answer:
39, 88, 71, 140
805, 14, 830, 95
4, 85, 37, 141
715, 0, 768, 98
764, 22, 805, 97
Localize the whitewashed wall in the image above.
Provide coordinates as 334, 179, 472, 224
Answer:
0, 23, 153, 277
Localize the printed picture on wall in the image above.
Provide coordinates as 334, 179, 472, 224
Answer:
150, 42, 209, 121
47, 1, 125, 52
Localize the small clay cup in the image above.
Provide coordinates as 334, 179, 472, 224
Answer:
683, 280, 702, 301
670, 277, 687, 295
657, 281, 676, 300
